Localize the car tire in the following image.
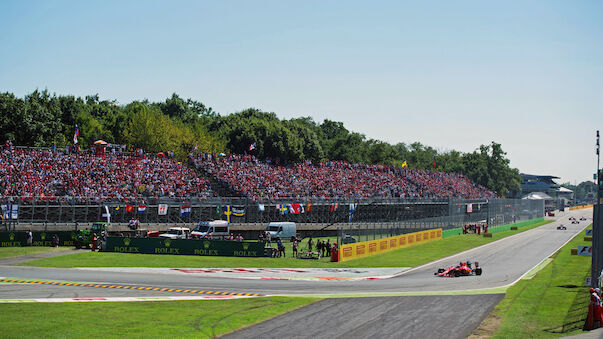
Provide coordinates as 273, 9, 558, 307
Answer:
454, 270, 460, 277
475, 268, 482, 276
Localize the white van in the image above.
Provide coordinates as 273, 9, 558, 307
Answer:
266, 222, 296, 239
191, 220, 230, 239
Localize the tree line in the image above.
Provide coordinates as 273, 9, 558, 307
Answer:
0, 90, 521, 196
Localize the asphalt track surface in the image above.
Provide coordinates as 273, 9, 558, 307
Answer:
0, 209, 593, 338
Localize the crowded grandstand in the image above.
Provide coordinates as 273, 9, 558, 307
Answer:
0, 146, 495, 202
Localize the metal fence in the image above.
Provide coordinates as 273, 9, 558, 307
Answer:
1, 197, 543, 230
335, 198, 545, 244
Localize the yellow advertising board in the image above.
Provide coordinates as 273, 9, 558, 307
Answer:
338, 228, 442, 262
569, 205, 593, 211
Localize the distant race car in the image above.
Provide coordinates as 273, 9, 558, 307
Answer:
580, 217, 587, 221
571, 220, 579, 224
548, 211, 555, 216
435, 261, 482, 277
569, 217, 576, 221
557, 225, 567, 230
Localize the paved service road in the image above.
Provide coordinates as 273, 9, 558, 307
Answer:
221, 295, 504, 339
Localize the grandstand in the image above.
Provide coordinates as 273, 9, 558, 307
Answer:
1, 148, 494, 204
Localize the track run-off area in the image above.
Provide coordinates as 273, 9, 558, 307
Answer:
0, 209, 593, 338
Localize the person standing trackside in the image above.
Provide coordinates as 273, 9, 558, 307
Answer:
26, 230, 33, 246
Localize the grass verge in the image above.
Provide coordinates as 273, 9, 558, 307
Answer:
0, 297, 317, 339
470, 226, 592, 338
0, 247, 70, 260
20, 220, 552, 268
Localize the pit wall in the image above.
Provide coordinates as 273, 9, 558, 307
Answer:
338, 228, 442, 262
441, 217, 545, 238
570, 205, 593, 211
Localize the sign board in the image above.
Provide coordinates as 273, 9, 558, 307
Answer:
104, 237, 265, 257
578, 245, 592, 257
586, 229, 593, 236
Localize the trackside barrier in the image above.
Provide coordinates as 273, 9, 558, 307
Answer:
104, 237, 265, 257
570, 205, 593, 211
338, 228, 442, 262
441, 217, 545, 238
0, 231, 77, 247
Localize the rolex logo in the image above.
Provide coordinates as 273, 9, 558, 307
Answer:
203, 240, 210, 249
243, 243, 249, 250
41, 233, 46, 240
164, 239, 171, 247
123, 238, 131, 246
9, 233, 14, 241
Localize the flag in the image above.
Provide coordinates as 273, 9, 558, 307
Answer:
249, 143, 256, 151
306, 203, 312, 212
138, 205, 146, 213
73, 125, 79, 144
11, 204, 18, 219
223, 205, 232, 222
1, 205, 9, 219
102, 205, 111, 223
289, 203, 303, 214
231, 206, 246, 217
193, 143, 198, 152
278, 204, 289, 215
433, 154, 436, 169
126, 204, 134, 212
258, 204, 265, 211
349, 203, 357, 222
180, 204, 191, 217
330, 203, 338, 213
158, 204, 168, 216
401, 160, 407, 168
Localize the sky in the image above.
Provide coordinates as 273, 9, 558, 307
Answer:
1, 1, 602, 184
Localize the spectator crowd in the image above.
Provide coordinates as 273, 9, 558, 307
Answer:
194, 154, 495, 200
0, 148, 212, 202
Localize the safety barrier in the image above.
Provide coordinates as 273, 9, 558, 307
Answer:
570, 205, 593, 211
0, 231, 77, 247
338, 228, 442, 262
104, 237, 266, 257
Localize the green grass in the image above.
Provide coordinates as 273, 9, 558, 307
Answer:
21, 220, 552, 268
0, 247, 70, 260
0, 297, 317, 338
482, 226, 592, 338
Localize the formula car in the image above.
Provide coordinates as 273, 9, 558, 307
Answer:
571, 220, 579, 224
557, 225, 567, 230
580, 217, 587, 221
435, 261, 482, 277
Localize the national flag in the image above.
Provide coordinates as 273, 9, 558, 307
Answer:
11, 204, 19, 219
137, 205, 146, 213
73, 125, 79, 144
349, 203, 357, 222
330, 203, 338, 213
289, 203, 302, 214
223, 205, 232, 222
1, 205, 9, 219
180, 204, 191, 217
258, 204, 265, 212
231, 206, 246, 217
158, 204, 168, 216
249, 143, 256, 151
306, 203, 312, 212
278, 204, 289, 215
401, 160, 407, 168
433, 154, 436, 169
125, 204, 134, 212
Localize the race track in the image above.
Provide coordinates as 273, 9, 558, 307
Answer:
0, 209, 593, 338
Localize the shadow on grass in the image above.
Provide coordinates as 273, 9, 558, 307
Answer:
544, 276, 589, 334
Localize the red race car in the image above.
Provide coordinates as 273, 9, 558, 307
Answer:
435, 261, 482, 277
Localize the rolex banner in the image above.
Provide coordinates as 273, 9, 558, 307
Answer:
104, 237, 265, 257
0, 231, 78, 247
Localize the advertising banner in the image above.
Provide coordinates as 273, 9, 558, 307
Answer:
104, 237, 265, 257
0, 231, 78, 247
339, 228, 442, 262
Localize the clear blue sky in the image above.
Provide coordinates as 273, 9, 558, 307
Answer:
1, 1, 602, 184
